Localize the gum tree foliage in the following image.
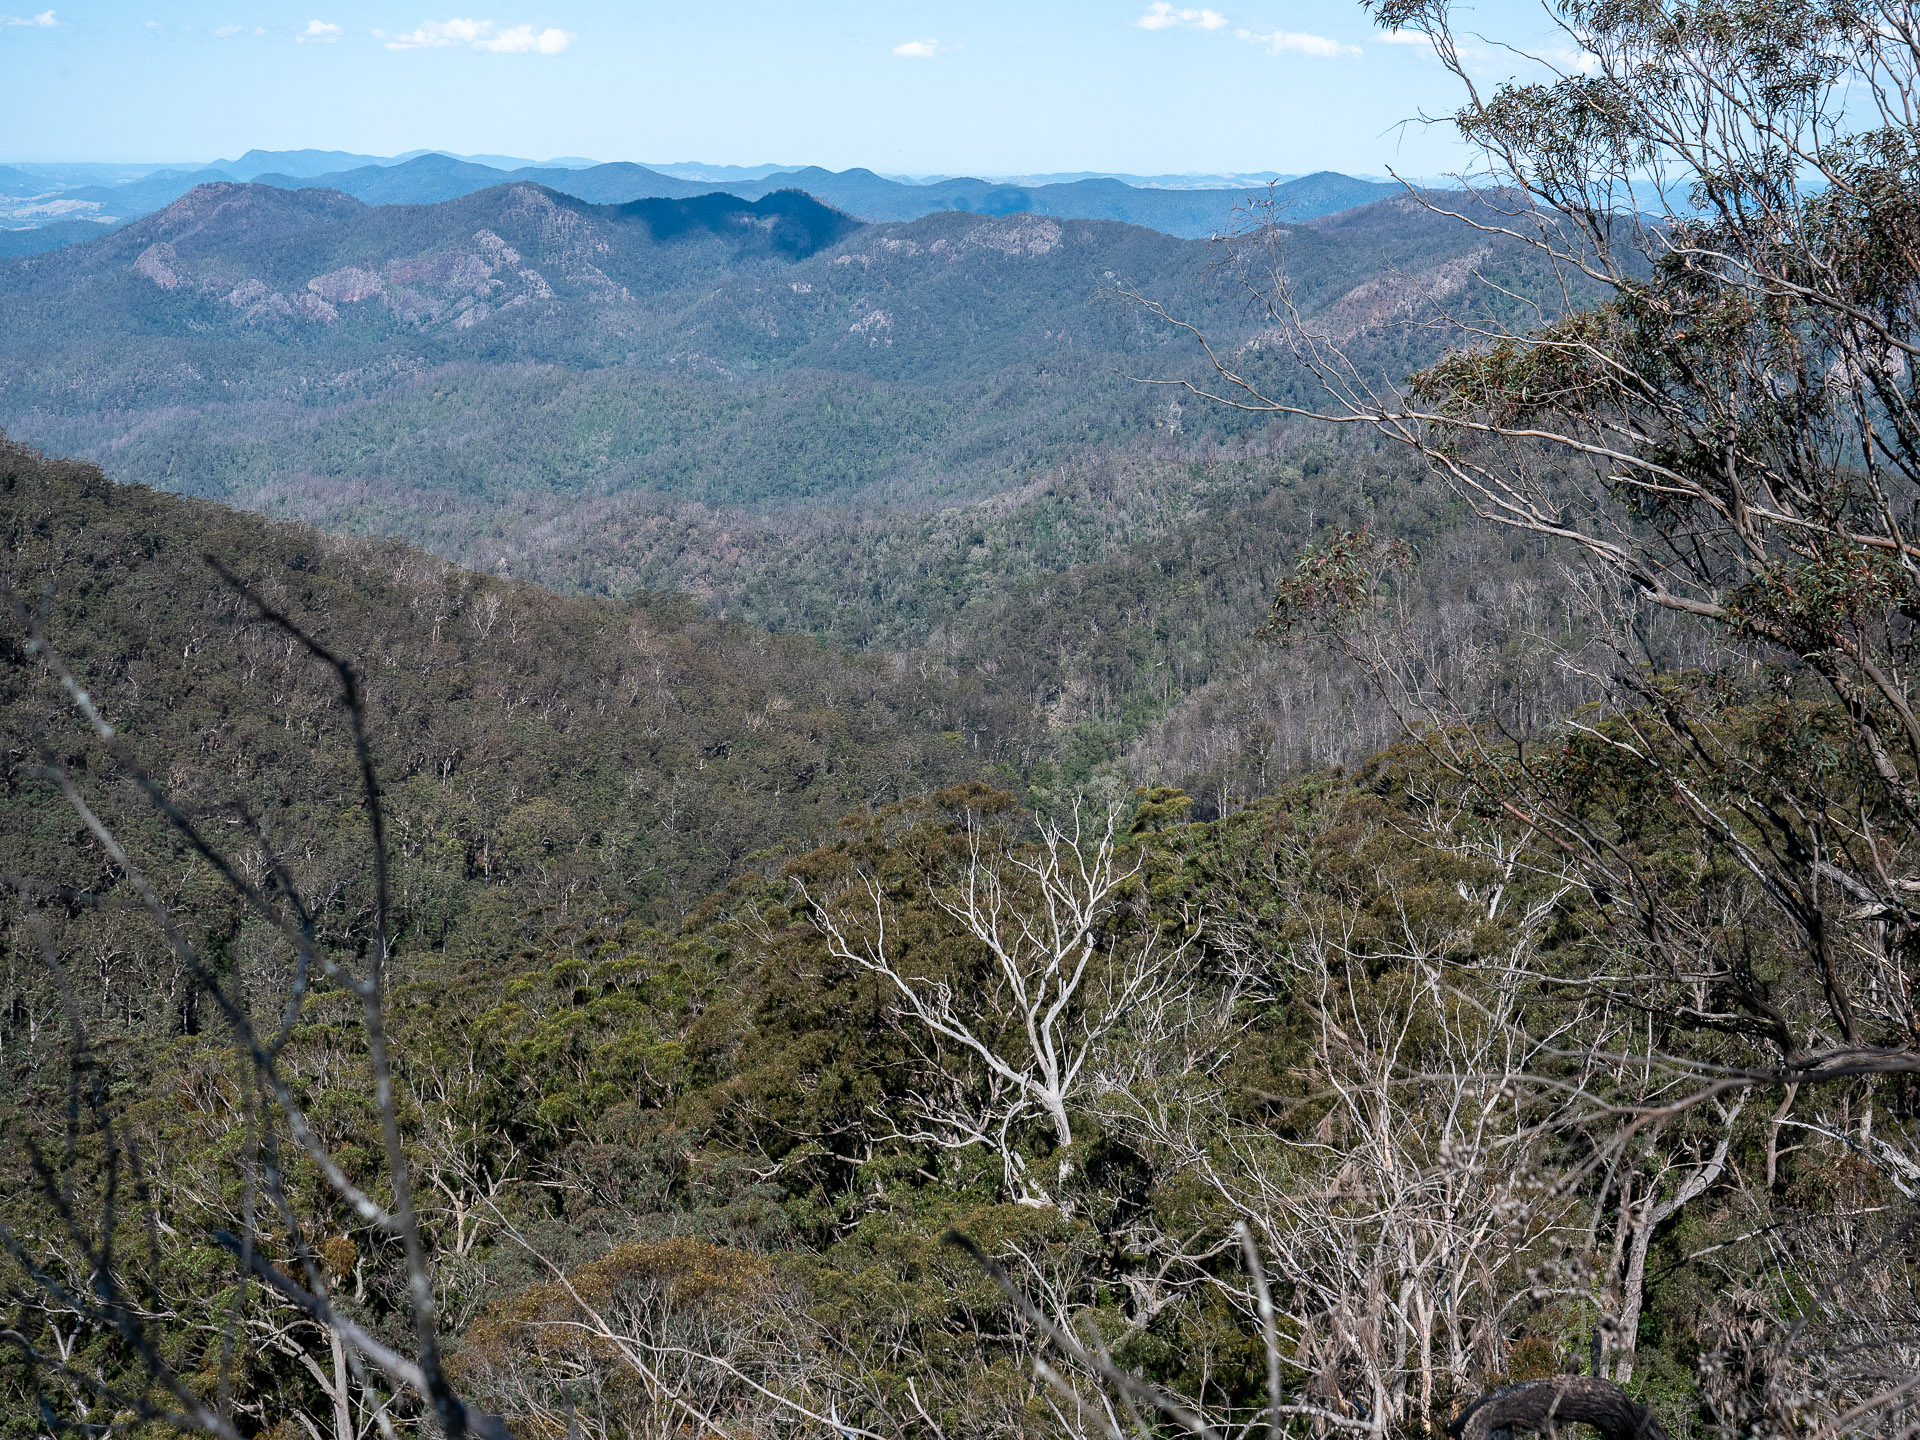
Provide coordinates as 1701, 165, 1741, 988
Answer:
0, 569, 509, 1438
0, 438, 986, 1440
1129, 0, 1920, 1430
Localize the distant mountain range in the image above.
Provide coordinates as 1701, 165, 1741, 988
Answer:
886, 169, 1305, 190
0, 148, 1407, 253
0, 174, 1567, 532
243, 156, 1400, 234
211, 147, 605, 179
0, 165, 47, 198
0, 174, 1593, 787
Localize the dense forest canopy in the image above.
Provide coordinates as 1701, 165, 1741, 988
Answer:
0, 180, 1582, 519
9, 0, 1920, 1436
0, 445, 1703, 1434
0, 177, 1615, 806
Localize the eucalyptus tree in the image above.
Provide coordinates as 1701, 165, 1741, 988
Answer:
796, 791, 1211, 1213
1125, 0, 1920, 1427
1, 578, 508, 1439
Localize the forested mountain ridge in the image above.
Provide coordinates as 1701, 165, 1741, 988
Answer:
0, 427, 1849, 1440
0, 179, 1573, 517
392, 435, 1642, 811
10, 0, 1920, 1430
0, 433, 1002, 945
0, 148, 1406, 241
0, 424, 1740, 1440
0, 181, 864, 350
0, 180, 1611, 811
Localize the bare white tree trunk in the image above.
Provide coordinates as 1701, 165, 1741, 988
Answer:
1101, 869, 1591, 1438
1606, 1101, 1744, 1385
800, 798, 1191, 1209
295, 1330, 357, 1440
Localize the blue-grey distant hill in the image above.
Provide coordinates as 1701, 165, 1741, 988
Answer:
0, 148, 1405, 246
246, 155, 1402, 236
762, 168, 1401, 229
7, 161, 195, 187
961, 169, 1298, 189
54, 168, 238, 217
411, 150, 602, 171
645, 160, 806, 182
214, 147, 602, 179
215, 148, 392, 179
0, 165, 48, 198
251, 154, 718, 207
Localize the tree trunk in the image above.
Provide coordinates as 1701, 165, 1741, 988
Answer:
1611, 1212, 1652, 1385
1609, 1108, 1741, 1383
1044, 1091, 1075, 1193
329, 1328, 355, 1440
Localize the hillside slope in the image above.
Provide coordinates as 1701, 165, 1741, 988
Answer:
0, 180, 1555, 520
0, 183, 1616, 820
0, 433, 998, 942
0, 183, 1226, 510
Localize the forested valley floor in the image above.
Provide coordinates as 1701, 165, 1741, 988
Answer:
0, 421, 1889, 1440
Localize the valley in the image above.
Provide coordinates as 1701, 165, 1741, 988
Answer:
0, 176, 1591, 803
4, 7, 1910, 1427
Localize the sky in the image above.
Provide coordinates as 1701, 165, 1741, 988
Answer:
0, 1, 1567, 176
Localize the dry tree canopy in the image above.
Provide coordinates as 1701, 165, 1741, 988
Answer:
1127, 0, 1920, 1434
10, 3, 1920, 1440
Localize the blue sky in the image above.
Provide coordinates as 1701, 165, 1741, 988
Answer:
0, 1, 1560, 175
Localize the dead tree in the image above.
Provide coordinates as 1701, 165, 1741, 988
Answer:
1127, 0, 1920, 1425
799, 797, 1192, 1210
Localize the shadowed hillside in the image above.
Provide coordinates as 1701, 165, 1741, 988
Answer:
0, 433, 1002, 937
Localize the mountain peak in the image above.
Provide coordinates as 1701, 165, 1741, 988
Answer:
390, 153, 508, 178
216, 148, 391, 180
133, 181, 367, 250
609, 189, 862, 257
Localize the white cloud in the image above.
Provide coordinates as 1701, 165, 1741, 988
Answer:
296, 18, 341, 41
3, 9, 57, 25
1373, 28, 1429, 44
1237, 26, 1359, 57
1136, 3, 1226, 30
379, 17, 483, 45
480, 22, 570, 52
377, 18, 571, 53
213, 22, 243, 34
892, 37, 940, 57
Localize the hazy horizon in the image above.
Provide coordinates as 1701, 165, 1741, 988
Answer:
1, 1, 1569, 176
1, 148, 1380, 186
